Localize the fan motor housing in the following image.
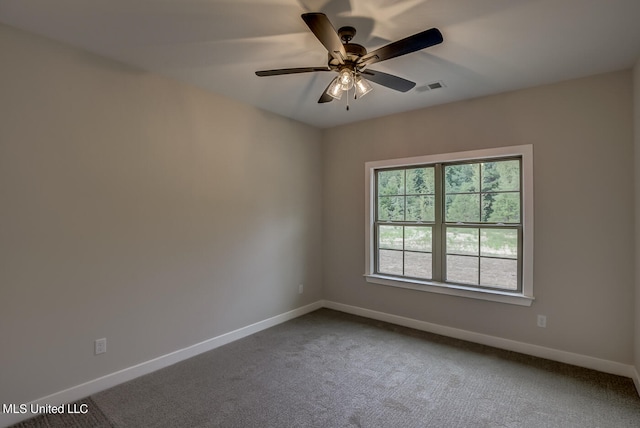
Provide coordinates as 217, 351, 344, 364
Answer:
328, 42, 367, 68
345, 43, 367, 57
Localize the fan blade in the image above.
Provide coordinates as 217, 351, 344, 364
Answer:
255, 67, 331, 76
361, 69, 416, 92
359, 28, 443, 66
318, 88, 334, 103
302, 13, 346, 64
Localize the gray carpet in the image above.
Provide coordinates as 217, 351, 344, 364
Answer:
11, 309, 640, 427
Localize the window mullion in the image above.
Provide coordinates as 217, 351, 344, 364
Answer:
479, 161, 483, 223
402, 225, 406, 276
402, 170, 407, 276
476, 228, 481, 285
433, 163, 443, 282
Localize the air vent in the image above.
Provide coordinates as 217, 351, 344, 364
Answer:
427, 80, 445, 90
415, 80, 446, 93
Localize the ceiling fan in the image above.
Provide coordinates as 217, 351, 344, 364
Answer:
255, 13, 443, 108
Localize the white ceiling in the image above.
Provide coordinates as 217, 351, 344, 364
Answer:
2, 0, 640, 128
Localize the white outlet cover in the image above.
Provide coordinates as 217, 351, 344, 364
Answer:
95, 338, 107, 354
537, 315, 547, 328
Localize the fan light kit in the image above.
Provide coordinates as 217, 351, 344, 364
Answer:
256, 13, 443, 110
326, 68, 372, 104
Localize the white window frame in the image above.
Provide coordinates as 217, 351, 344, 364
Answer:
364, 145, 534, 306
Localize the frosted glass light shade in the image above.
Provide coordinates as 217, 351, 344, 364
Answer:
338, 69, 354, 90
355, 75, 373, 98
326, 77, 343, 99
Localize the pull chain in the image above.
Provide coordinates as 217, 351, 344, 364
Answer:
346, 85, 350, 111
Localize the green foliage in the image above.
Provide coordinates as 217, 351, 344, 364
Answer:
446, 194, 480, 222
445, 164, 479, 193
378, 196, 404, 221
407, 196, 435, 222
377, 167, 434, 221
481, 229, 518, 258
378, 225, 403, 249
378, 170, 403, 195
487, 193, 520, 223
405, 226, 432, 252
446, 227, 518, 258
446, 228, 478, 255
445, 159, 520, 224
406, 167, 434, 194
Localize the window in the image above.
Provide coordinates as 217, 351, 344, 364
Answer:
364, 145, 533, 306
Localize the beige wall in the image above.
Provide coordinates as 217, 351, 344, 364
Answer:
323, 70, 635, 363
0, 24, 323, 404
1, 19, 638, 410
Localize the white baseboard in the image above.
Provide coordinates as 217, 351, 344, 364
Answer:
3, 299, 638, 427
0, 301, 324, 428
632, 367, 640, 395
322, 300, 639, 385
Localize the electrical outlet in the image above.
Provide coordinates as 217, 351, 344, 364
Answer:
95, 338, 107, 355
298, 284, 304, 294
537, 315, 547, 328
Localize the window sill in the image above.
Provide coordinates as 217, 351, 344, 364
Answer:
364, 274, 534, 306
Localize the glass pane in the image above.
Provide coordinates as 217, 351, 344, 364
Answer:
446, 255, 479, 285
480, 258, 518, 290
481, 229, 518, 259
445, 163, 479, 193
406, 167, 434, 195
445, 194, 480, 222
446, 228, 479, 256
378, 249, 403, 275
405, 226, 432, 252
482, 160, 520, 192
378, 170, 404, 196
379, 225, 403, 250
406, 195, 435, 222
405, 252, 432, 279
378, 196, 404, 221
482, 193, 520, 223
